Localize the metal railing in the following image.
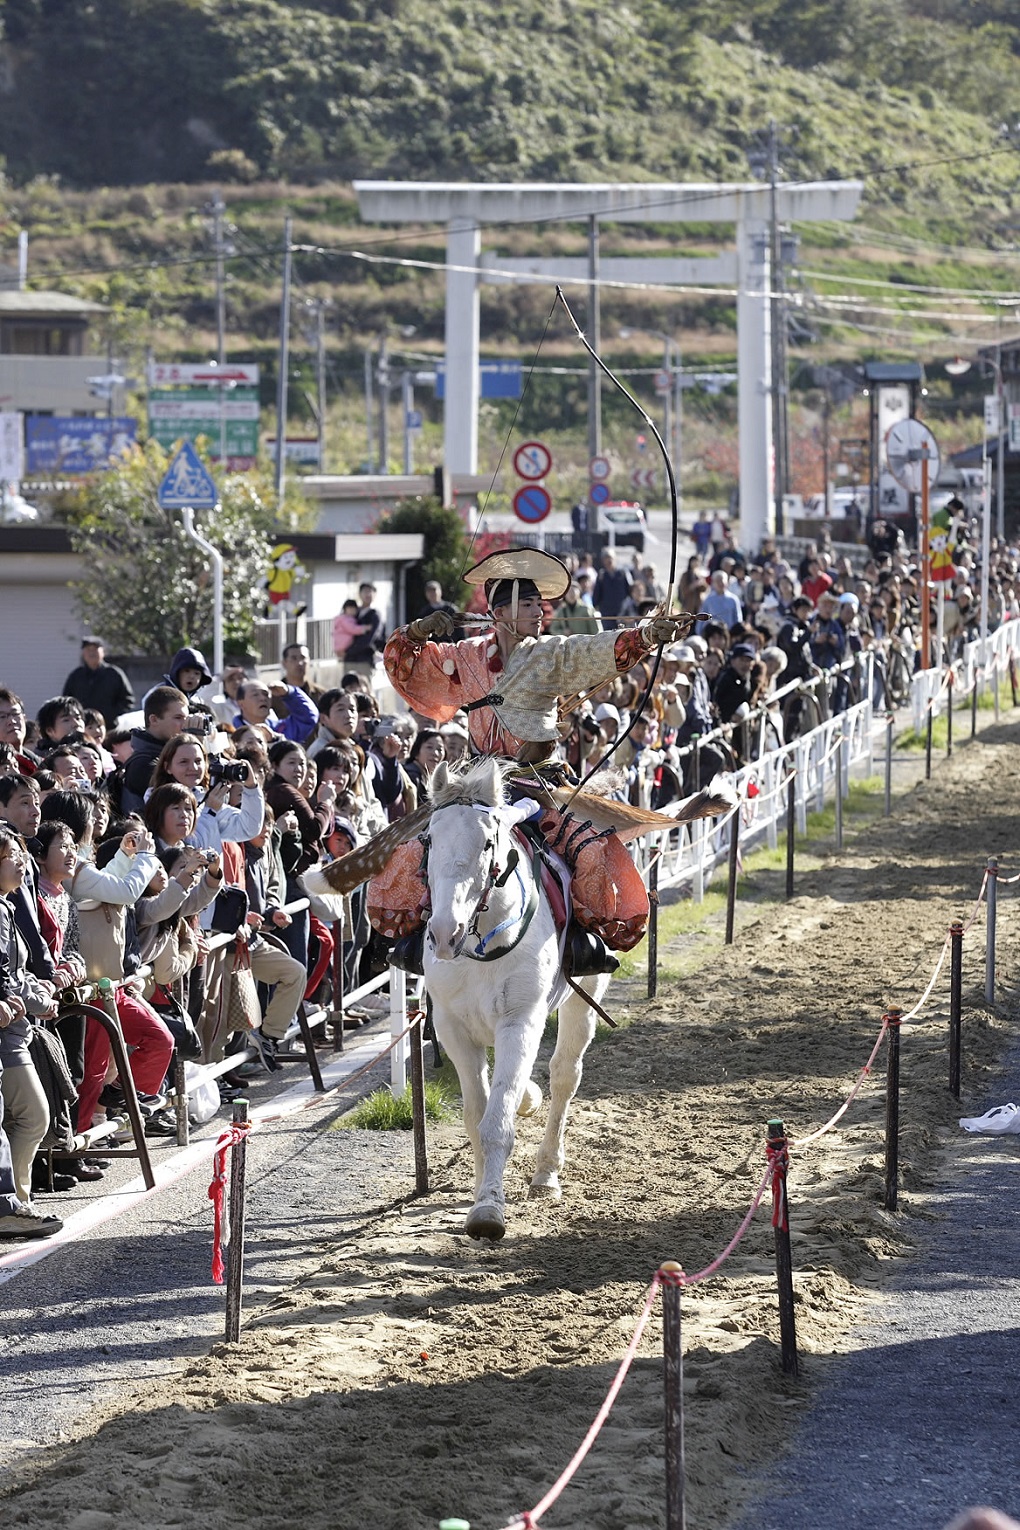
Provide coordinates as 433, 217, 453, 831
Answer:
251, 616, 335, 668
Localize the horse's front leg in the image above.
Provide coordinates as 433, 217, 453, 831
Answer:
529, 977, 605, 1201
432, 1015, 489, 1197
465, 1013, 545, 1240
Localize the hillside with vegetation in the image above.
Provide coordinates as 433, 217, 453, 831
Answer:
0, 0, 1017, 504
2, 0, 1018, 222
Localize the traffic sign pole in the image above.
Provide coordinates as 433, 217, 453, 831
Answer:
181, 508, 224, 679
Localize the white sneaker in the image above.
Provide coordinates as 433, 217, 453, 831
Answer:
0, 1205, 64, 1239
959, 1103, 1020, 1134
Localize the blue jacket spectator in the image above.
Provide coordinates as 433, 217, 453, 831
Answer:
233, 680, 318, 743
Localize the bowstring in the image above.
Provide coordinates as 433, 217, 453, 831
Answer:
552, 286, 684, 802
459, 289, 561, 579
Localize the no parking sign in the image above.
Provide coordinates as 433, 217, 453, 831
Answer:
513, 484, 552, 523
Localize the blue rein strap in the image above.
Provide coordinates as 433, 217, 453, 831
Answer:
472, 862, 528, 955
468, 840, 541, 962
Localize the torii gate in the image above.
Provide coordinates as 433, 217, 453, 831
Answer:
353, 181, 863, 549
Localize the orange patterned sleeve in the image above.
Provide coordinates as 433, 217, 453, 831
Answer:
383, 630, 490, 725
614, 627, 648, 674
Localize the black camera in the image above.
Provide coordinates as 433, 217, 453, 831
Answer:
209, 758, 248, 786
579, 716, 601, 740
183, 713, 213, 736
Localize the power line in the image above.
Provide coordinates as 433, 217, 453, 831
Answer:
8, 136, 1018, 288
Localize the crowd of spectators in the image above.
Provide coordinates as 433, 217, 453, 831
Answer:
0, 620, 461, 1240
3, 514, 1017, 1241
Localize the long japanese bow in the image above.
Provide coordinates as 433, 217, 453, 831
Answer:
554, 286, 682, 792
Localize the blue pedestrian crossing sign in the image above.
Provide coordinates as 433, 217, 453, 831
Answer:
158, 441, 219, 510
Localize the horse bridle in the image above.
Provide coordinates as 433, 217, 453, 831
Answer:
420, 804, 535, 961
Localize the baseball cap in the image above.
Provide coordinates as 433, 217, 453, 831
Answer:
669, 643, 698, 664
730, 642, 756, 658
838, 592, 860, 611
594, 703, 621, 724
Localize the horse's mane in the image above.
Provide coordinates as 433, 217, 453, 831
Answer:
430, 757, 511, 811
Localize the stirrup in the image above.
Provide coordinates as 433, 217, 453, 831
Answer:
391, 928, 426, 975
566, 925, 620, 978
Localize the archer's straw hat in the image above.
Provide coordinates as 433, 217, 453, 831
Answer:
464, 547, 571, 607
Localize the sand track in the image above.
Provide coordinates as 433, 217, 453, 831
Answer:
3, 725, 1019, 1530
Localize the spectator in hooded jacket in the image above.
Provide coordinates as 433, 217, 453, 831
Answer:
162, 646, 214, 703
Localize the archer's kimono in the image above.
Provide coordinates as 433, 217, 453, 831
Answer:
384, 626, 647, 754
376, 623, 652, 950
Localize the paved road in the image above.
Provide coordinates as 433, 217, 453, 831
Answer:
0, 1023, 417, 1476
731, 1063, 1020, 1530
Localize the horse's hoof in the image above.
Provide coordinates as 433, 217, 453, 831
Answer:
527, 1178, 562, 1202
465, 1203, 506, 1240
517, 1080, 542, 1118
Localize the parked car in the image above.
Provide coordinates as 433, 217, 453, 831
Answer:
594, 500, 646, 552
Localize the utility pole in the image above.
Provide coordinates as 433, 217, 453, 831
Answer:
767, 119, 787, 537
402, 370, 415, 474
364, 348, 375, 472
587, 215, 602, 461
995, 348, 1005, 542
378, 333, 390, 474
673, 342, 684, 516
662, 338, 673, 474
212, 190, 226, 367
315, 301, 327, 471
274, 215, 293, 506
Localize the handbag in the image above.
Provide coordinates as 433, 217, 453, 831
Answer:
149, 983, 203, 1061
211, 885, 249, 936
225, 934, 262, 1033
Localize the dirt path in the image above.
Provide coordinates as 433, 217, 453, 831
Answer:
3, 724, 1019, 1530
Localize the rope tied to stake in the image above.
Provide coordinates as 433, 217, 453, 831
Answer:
765, 1137, 790, 1232
208, 1119, 252, 1285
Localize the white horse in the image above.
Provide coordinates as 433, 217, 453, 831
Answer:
423, 757, 610, 1241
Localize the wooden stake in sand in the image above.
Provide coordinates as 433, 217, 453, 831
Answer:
766, 1120, 798, 1376
660, 1260, 686, 1530
883, 1010, 902, 1213
949, 921, 963, 1099
225, 1098, 250, 1343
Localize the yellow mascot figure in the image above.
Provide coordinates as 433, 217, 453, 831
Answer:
263, 542, 308, 616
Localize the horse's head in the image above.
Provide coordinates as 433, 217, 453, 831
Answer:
425, 758, 508, 961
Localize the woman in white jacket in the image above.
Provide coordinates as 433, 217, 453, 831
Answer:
41, 792, 176, 1129
149, 735, 264, 860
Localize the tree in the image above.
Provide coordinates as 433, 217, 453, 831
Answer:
375, 495, 473, 618
65, 439, 276, 662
